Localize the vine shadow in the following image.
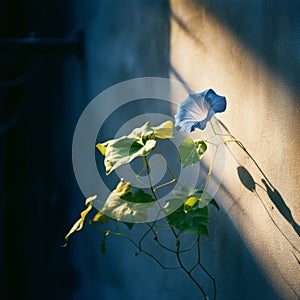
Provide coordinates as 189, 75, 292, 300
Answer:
262, 178, 300, 237
215, 118, 300, 240
237, 166, 300, 238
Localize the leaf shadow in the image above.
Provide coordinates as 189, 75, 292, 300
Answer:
261, 178, 300, 237
216, 118, 300, 239
237, 166, 255, 193
237, 166, 300, 238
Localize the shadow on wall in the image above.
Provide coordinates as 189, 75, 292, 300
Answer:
262, 179, 300, 237
237, 166, 300, 238
215, 119, 300, 244
214, 119, 300, 241
236, 164, 300, 297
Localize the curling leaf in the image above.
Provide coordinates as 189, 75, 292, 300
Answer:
152, 120, 173, 139
96, 121, 173, 175
97, 137, 156, 175
93, 211, 110, 224
63, 195, 97, 246
100, 179, 155, 222
101, 231, 109, 254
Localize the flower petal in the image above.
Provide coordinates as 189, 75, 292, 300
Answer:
174, 89, 227, 132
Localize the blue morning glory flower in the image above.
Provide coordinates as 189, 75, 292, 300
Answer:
174, 89, 227, 132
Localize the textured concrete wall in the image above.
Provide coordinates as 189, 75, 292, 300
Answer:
64, 0, 300, 299
170, 0, 300, 299
65, 1, 174, 300
57, 1, 300, 300
6, 1, 297, 299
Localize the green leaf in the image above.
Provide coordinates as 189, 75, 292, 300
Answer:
123, 188, 155, 203
167, 200, 210, 235
194, 140, 207, 157
96, 121, 174, 175
120, 189, 156, 229
173, 188, 189, 198
97, 137, 156, 175
63, 195, 97, 246
173, 188, 218, 209
152, 120, 173, 139
123, 222, 135, 230
184, 197, 198, 212
190, 188, 217, 208
178, 138, 207, 168
166, 188, 219, 235
178, 138, 198, 167
93, 211, 110, 224
128, 120, 173, 140
100, 179, 155, 222
101, 231, 109, 254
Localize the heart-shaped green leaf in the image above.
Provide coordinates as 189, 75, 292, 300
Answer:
194, 140, 207, 157
97, 137, 156, 175
178, 138, 207, 168
167, 201, 209, 235
166, 188, 218, 235
152, 120, 173, 139
96, 121, 173, 175
100, 180, 155, 223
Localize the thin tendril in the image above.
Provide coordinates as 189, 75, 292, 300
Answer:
142, 155, 211, 300
201, 144, 219, 203
210, 120, 274, 189
154, 178, 176, 191
89, 221, 181, 270
210, 119, 298, 255
153, 149, 189, 196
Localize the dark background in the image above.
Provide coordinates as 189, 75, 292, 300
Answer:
0, 1, 80, 299
0, 1, 169, 299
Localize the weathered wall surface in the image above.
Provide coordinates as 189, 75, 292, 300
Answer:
65, 1, 174, 300
62, 1, 300, 300
170, 0, 300, 299
6, 1, 298, 299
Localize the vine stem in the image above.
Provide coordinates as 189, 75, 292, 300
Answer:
153, 149, 190, 196
209, 119, 300, 284
209, 120, 297, 249
201, 144, 219, 204
197, 236, 216, 300
143, 156, 157, 201
143, 155, 210, 300
89, 221, 181, 270
210, 121, 274, 189
175, 232, 209, 300
146, 223, 199, 254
